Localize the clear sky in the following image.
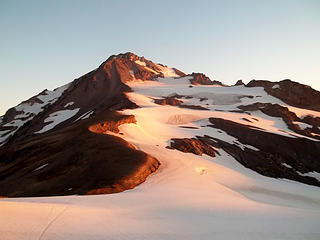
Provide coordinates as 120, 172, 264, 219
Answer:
1, 0, 320, 115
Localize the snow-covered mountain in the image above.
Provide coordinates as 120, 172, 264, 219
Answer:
0, 52, 320, 239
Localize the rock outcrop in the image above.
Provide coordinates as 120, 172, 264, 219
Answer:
234, 80, 244, 86
167, 116, 320, 187
208, 117, 320, 187
154, 96, 209, 110
154, 97, 183, 106
0, 111, 160, 197
246, 79, 320, 111
238, 103, 320, 139
188, 72, 224, 86
168, 138, 217, 157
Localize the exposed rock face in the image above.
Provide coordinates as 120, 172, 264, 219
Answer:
188, 72, 224, 86
0, 111, 160, 197
87, 154, 159, 195
168, 138, 217, 157
179, 105, 209, 110
106, 52, 185, 79
154, 97, 183, 106
246, 79, 320, 111
88, 114, 136, 134
302, 115, 320, 134
235, 80, 244, 86
105, 52, 160, 81
154, 96, 209, 110
238, 103, 320, 140
2, 108, 22, 124
172, 68, 186, 77
207, 117, 320, 187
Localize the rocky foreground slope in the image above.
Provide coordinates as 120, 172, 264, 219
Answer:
0, 52, 320, 197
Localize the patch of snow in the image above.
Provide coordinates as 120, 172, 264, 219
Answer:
298, 171, 320, 182
75, 110, 94, 121
293, 121, 313, 130
244, 144, 260, 151
1, 83, 71, 144
282, 163, 293, 169
14, 83, 70, 118
35, 108, 79, 134
287, 106, 320, 119
3, 119, 25, 128
144, 66, 159, 75
0, 133, 13, 147
135, 60, 146, 67
272, 84, 280, 89
0, 130, 12, 146
35, 83, 70, 108
81, 110, 94, 120
134, 61, 159, 75
155, 64, 180, 78
64, 102, 74, 108
0, 130, 11, 136
1, 120, 26, 145
251, 110, 318, 141
192, 119, 260, 151
33, 163, 49, 172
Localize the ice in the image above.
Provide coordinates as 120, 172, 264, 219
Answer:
272, 84, 280, 89
64, 102, 74, 108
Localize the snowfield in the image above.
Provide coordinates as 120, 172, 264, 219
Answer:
35, 108, 80, 134
1, 78, 320, 240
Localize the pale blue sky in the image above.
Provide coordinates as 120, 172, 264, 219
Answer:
1, 0, 320, 115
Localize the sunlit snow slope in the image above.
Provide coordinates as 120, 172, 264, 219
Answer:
1, 74, 320, 240
0, 77, 320, 240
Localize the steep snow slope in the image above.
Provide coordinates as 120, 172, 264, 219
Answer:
1, 76, 320, 240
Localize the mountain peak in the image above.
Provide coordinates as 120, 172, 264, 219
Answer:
100, 52, 185, 81
107, 52, 140, 61
1, 53, 320, 202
